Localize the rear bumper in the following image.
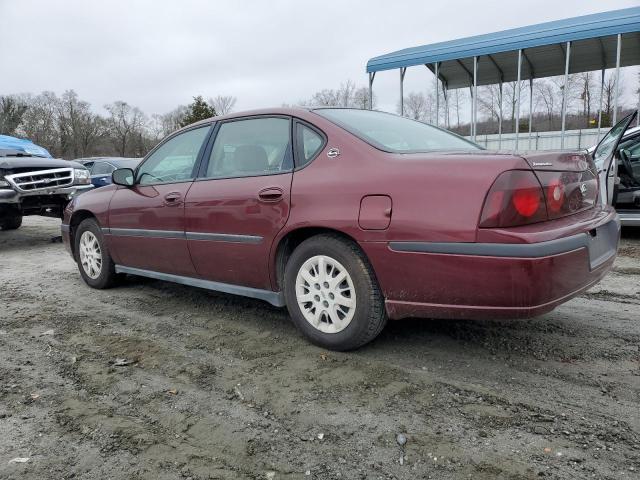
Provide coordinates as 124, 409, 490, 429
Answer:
362, 209, 620, 320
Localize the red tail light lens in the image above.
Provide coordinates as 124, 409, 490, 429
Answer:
479, 170, 547, 228
479, 169, 598, 228
536, 170, 598, 220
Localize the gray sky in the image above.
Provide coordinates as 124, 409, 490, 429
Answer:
0, 0, 638, 116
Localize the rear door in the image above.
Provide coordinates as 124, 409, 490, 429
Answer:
184, 116, 293, 290
592, 112, 637, 205
107, 125, 211, 276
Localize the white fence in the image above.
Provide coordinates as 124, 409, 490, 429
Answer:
466, 128, 610, 151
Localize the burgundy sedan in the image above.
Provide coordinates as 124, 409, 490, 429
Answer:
61, 108, 632, 350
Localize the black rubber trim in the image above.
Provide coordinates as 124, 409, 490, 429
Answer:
104, 227, 184, 239
185, 232, 262, 243
114, 265, 285, 307
389, 233, 589, 258
103, 227, 263, 243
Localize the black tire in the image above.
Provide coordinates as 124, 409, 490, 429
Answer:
74, 218, 118, 289
283, 234, 387, 351
0, 214, 22, 230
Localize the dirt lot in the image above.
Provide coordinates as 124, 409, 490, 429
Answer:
1, 216, 639, 480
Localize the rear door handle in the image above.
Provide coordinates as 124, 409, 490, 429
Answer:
163, 192, 183, 206
258, 187, 284, 203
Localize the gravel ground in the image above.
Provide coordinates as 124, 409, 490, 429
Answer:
1, 216, 639, 480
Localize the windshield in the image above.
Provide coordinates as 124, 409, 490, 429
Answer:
314, 108, 481, 153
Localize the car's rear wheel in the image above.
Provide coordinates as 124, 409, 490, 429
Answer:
284, 234, 387, 351
74, 218, 118, 289
0, 213, 22, 230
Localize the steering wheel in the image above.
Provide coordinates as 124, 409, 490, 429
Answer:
619, 149, 634, 179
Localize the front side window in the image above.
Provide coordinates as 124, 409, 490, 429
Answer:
295, 123, 324, 168
315, 108, 481, 153
137, 126, 210, 185
205, 117, 291, 178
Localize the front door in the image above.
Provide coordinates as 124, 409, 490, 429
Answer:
107, 125, 211, 276
592, 112, 637, 205
185, 116, 293, 290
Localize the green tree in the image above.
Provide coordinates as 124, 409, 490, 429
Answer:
179, 96, 216, 127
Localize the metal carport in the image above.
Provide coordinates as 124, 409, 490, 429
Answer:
366, 7, 640, 149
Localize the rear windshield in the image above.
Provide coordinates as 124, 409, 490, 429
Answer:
314, 108, 481, 153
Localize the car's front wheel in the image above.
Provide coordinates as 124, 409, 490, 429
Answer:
284, 234, 387, 351
0, 213, 22, 230
74, 218, 118, 289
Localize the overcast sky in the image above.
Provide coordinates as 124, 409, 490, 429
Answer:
0, 0, 637, 116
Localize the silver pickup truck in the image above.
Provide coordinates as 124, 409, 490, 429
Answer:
0, 149, 93, 230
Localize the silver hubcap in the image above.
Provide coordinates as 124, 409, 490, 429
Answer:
79, 231, 102, 279
295, 255, 356, 334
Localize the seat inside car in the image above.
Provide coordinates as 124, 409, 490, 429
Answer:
234, 144, 269, 173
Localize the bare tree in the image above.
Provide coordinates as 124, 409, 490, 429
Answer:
477, 84, 502, 124
305, 80, 371, 109
577, 72, 593, 124
104, 101, 147, 157
18, 92, 60, 155
400, 92, 430, 120
0, 95, 28, 136
352, 87, 376, 110
57, 90, 104, 158
209, 95, 237, 116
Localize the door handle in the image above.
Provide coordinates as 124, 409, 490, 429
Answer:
258, 187, 284, 203
163, 192, 183, 206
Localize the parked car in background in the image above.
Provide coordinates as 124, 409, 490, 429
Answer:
588, 124, 640, 226
76, 158, 142, 188
0, 135, 92, 230
62, 108, 632, 350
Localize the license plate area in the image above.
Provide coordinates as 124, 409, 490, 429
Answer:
588, 220, 620, 270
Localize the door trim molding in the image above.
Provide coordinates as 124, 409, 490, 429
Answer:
114, 265, 285, 307
103, 227, 184, 239
185, 232, 262, 243
103, 227, 263, 243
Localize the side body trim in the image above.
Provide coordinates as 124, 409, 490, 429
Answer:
388, 233, 589, 258
114, 265, 285, 307
103, 227, 263, 243
185, 232, 262, 243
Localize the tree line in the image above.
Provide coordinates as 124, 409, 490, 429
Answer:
0, 92, 236, 159
1, 71, 638, 159
399, 71, 639, 136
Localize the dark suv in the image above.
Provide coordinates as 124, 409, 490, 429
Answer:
0, 136, 93, 230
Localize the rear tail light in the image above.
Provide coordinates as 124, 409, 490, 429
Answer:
536, 170, 598, 220
479, 170, 546, 228
479, 168, 598, 228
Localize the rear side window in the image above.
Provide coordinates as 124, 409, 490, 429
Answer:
204, 117, 292, 179
295, 123, 325, 168
315, 108, 481, 153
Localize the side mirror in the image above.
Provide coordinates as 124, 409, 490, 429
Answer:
112, 168, 135, 187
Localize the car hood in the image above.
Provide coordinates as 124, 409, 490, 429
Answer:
0, 157, 85, 170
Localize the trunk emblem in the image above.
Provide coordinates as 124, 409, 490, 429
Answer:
532, 162, 553, 167
580, 183, 588, 196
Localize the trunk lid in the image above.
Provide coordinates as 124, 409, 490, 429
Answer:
517, 151, 593, 172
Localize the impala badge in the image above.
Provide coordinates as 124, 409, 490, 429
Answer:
327, 148, 340, 158
532, 162, 553, 167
